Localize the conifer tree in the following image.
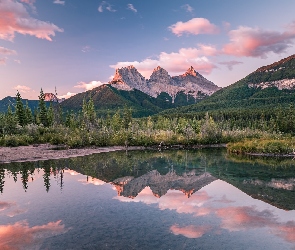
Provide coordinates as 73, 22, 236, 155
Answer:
5, 105, 17, 134
38, 88, 48, 126
82, 98, 88, 119
24, 100, 33, 125
0, 167, 5, 193
123, 105, 132, 130
15, 91, 25, 126
47, 102, 54, 127
87, 97, 96, 123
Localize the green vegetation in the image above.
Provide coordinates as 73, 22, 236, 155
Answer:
1, 81, 295, 156
0, 89, 284, 149
227, 138, 295, 155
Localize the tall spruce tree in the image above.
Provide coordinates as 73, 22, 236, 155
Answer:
5, 105, 17, 134
24, 100, 33, 125
15, 91, 25, 126
47, 102, 54, 127
38, 88, 48, 126
87, 97, 96, 123
123, 105, 132, 130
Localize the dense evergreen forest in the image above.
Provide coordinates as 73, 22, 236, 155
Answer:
1, 89, 295, 155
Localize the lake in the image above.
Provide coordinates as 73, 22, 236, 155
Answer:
0, 148, 295, 249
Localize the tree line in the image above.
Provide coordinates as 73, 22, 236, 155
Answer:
0, 89, 293, 147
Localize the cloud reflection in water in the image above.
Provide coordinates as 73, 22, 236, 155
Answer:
0, 220, 68, 250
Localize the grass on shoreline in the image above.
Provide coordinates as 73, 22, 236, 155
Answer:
227, 138, 295, 155
0, 123, 285, 152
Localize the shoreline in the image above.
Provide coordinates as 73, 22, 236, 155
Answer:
0, 144, 145, 164
0, 143, 227, 164
245, 152, 295, 157
1, 143, 294, 164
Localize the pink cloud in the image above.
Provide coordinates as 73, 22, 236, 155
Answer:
223, 24, 295, 58
169, 18, 219, 36
74, 81, 107, 91
216, 205, 295, 243
116, 187, 212, 217
110, 45, 217, 78
275, 222, 295, 243
0, 220, 67, 249
216, 206, 276, 232
0, 0, 63, 41
0, 46, 17, 55
170, 225, 211, 238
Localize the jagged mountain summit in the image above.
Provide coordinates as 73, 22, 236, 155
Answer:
110, 65, 220, 102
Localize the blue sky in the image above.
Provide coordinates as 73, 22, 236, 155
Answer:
1, 0, 295, 99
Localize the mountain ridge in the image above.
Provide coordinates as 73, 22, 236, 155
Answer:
110, 65, 220, 102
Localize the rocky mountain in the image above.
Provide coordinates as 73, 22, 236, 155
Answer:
162, 54, 295, 115
110, 65, 220, 103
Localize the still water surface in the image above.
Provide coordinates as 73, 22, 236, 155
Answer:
0, 148, 295, 249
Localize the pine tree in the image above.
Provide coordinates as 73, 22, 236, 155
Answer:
123, 105, 132, 130
15, 91, 25, 126
47, 102, 54, 127
87, 97, 96, 123
38, 88, 48, 126
5, 105, 17, 134
0, 113, 5, 136
82, 98, 88, 119
24, 100, 33, 125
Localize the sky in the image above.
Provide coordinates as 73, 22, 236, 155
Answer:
1, 0, 295, 100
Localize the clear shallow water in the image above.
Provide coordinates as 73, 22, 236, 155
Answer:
0, 148, 295, 249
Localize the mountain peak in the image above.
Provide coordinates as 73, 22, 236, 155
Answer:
153, 66, 163, 72
126, 65, 135, 70
183, 66, 198, 77
111, 64, 220, 100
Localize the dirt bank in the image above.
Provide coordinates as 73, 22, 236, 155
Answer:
0, 144, 144, 164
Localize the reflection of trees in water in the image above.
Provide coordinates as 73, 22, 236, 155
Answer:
0, 167, 4, 193
1, 148, 295, 210
0, 149, 219, 193
0, 160, 65, 193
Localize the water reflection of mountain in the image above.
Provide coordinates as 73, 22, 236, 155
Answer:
1, 149, 295, 210
112, 170, 216, 198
